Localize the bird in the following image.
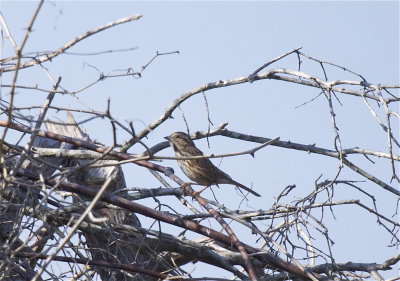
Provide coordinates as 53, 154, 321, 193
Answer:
165, 132, 261, 197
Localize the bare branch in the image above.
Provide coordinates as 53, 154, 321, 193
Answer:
1, 14, 143, 72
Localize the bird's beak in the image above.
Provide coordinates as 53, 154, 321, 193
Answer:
164, 136, 171, 141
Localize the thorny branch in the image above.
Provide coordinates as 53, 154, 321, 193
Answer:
121, 66, 398, 151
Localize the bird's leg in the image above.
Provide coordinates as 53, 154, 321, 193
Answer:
192, 185, 210, 198
180, 182, 207, 197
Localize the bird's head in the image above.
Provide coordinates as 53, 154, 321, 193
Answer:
165, 132, 195, 151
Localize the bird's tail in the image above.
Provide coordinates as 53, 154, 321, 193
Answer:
232, 180, 261, 197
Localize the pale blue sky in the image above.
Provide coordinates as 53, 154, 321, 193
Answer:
1, 1, 399, 279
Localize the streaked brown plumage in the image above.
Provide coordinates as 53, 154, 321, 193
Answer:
165, 132, 261, 197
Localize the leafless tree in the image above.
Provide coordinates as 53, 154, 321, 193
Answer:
1, 2, 399, 281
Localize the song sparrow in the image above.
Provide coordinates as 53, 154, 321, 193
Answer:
165, 132, 261, 197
